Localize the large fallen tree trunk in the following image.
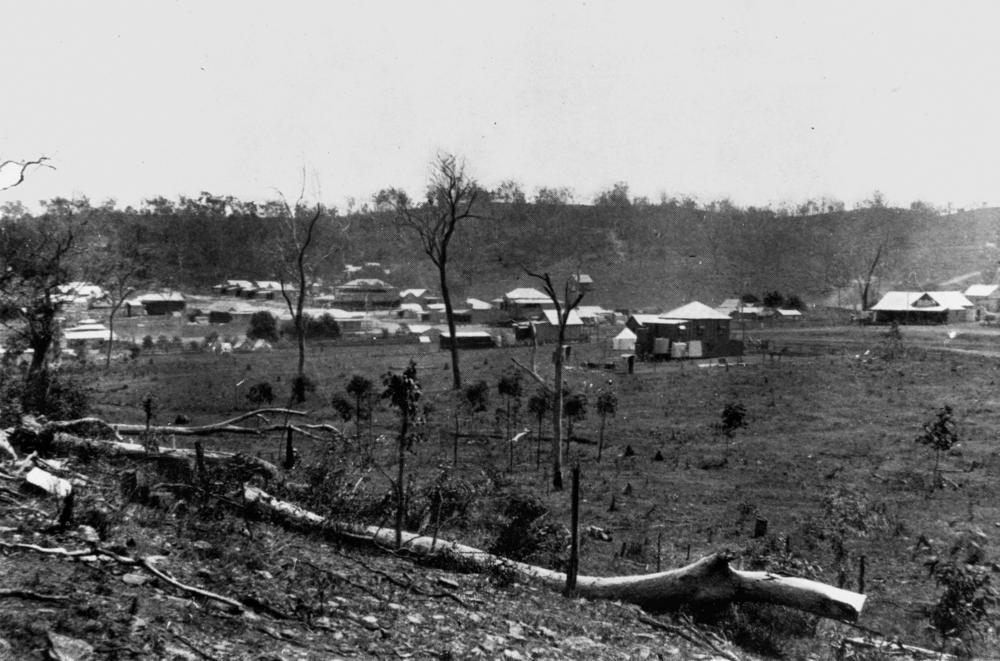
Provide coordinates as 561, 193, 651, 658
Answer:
244, 485, 866, 621
17, 409, 340, 442
46, 433, 280, 480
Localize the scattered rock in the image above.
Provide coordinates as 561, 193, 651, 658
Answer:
361, 615, 380, 630
47, 632, 95, 661
121, 573, 151, 586
586, 525, 613, 542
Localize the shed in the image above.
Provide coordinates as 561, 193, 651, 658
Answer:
964, 283, 1000, 317
775, 308, 803, 321
439, 331, 496, 350
130, 291, 186, 316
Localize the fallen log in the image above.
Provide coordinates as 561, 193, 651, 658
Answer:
48, 433, 280, 480
244, 485, 866, 621
36, 409, 321, 439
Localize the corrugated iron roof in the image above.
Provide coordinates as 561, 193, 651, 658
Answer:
965, 284, 1000, 298
662, 301, 732, 320
871, 291, 973, 312
542, 309, 583, 326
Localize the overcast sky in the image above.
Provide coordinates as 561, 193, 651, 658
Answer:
3, 1, 1000, 211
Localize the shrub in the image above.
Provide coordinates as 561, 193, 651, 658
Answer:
717, 402, 747, 437
490, 494, 569, 571
247, 310, 280, 343
915, 404, 959, 489
921, 534, 997, 655
9, 371, 90, 421
246, 382, 275, 408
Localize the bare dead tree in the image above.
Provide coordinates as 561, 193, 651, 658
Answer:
381, 154, 486, 390
524, 270, 586, 491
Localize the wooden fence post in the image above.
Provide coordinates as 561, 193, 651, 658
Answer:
565, 465, 580, 596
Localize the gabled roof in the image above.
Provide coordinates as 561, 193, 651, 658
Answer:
504, 287, 551, 304
871, 291, 973, 312
400, 288, 428, 298
662, 301, 732, 320
541, 309, 583, 326
776, 308, 803, 317
254, 281, 283, 291
226, 280, 255, 289
965, 284, 1000, 298
613, 327, 637, 340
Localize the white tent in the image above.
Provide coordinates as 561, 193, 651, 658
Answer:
612, 327, 636, 351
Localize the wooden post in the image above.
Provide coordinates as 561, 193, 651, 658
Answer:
753, 517, 768, 539
565, 465, 580, 596
195, 441, 206, 477
656, 531, 662, 572
858, 555, 866, 594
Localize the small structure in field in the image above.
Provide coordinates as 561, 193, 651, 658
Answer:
126, 291, 187, 316
870, 291, 974, 324
775, 308, 804, 321
535, 309, 587, 344
612, 326, 637, 351
63, 320, 117, 346
501, 287, 553, 320
964, 283, 1000, 319
628, 302, 735, 359
439, 330, 496, 350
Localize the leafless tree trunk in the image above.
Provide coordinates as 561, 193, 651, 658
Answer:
382, 153, 485, 390
524, 270, 585, 491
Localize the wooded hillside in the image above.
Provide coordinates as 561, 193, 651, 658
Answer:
3, 194, 998, 310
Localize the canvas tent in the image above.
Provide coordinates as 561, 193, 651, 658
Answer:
612, 327, 636, 351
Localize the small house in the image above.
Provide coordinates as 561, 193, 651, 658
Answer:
127, 291, 186, 316
333, 278, 400, 310
501, 287, 553, 320
535, 309, 587, 344
870, 291, 975, 324
629, 302, 735, 358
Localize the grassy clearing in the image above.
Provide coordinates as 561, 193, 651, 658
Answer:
71, 325, 1000, 655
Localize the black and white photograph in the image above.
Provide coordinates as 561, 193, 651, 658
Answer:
2, 2, 1000, 659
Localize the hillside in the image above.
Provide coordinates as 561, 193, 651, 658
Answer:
6, 196, 1000, 312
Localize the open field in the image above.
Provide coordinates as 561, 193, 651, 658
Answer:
52, 323, 1000, 655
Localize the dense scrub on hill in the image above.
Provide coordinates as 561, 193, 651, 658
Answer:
3, 193, 999, 309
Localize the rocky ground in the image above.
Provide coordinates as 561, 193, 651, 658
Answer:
0, 447, 754, 661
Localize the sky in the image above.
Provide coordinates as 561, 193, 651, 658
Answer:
3, 1, 1000, 212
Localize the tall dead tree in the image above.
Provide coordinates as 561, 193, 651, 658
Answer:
267, 192, 339, 469
381, 154, 485, 390
525, 270, 585, 491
